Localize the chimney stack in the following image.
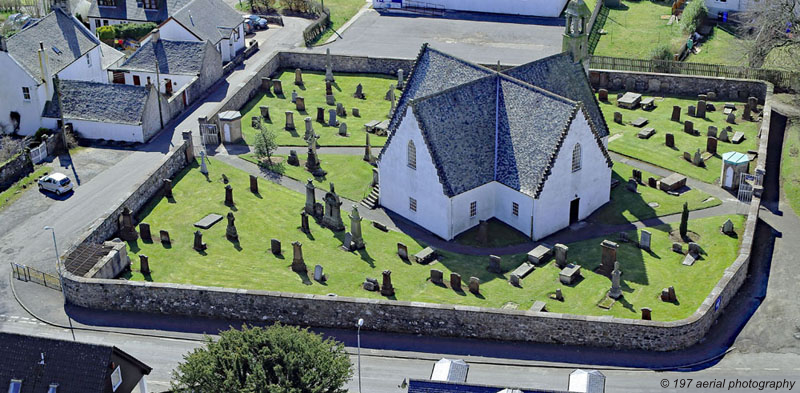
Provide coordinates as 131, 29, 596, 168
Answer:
38, 41, 52, 98
150, 28, 160, 44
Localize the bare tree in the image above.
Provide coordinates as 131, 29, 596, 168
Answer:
739, 0, 800, 69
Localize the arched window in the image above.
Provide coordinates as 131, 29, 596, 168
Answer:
407, 140, 416, 170
571, 143, 582, 173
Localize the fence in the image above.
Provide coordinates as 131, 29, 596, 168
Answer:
403, 1, 445, 16
586, 0, 607, 55
589, 55, 799, 90
11, 263, 62, 291
302, 2, 331, 47
29, 142, 47, 164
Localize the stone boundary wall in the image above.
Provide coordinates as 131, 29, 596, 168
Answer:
0, 151, 34, 192
61, 63, 773, 351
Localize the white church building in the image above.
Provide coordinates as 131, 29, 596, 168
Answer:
377, 2, 611, 241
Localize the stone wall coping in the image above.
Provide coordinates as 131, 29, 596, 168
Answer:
590, 68, 770, 99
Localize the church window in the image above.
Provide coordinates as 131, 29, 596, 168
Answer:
409, 197, 417, 212
572, 143, 582, 173
407, 140, 416, 169
470, 201, 477, 217
512, 202, 519, 216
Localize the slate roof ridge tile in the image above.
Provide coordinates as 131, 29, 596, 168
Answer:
409, 74, 499, 106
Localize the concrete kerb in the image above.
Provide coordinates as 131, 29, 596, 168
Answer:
57, 61, 773, 351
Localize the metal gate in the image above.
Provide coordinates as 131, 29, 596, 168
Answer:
200, 124, 219, 146
29, 143, 47, 164
11, 263, 61, 291
736, 172, 763, 214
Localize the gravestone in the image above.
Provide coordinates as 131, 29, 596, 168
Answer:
291, 241, 307, 273
349, 205, 365, 250
748, 96, 758, 113
727, 112, 736, 124
397, 242, 408, 259
743, 101, 752, 121
225, 212, 238, 242
364, 133, 372, 162
626, 178, 638, 192
285, 111, 295, 130
632, 169, 642, 183
684, 120, 694, 135
252, 116, 262, 129
325, 81, 333, 97
139, 254, 150, 275
300, 211, 310, 233
328, 109, 337, 126
326, 94, 335, 106
719, 127, 730, 142
261, 77, 271, 92
707, 136, 718, 155
476, 220, 489, 245
632, 117, 648, 127
304, 117, 314, 140
641, 308, 652, 320
288, 150, 299, 166
193, 230, 207, 251
640, 230, 652, 251
381, 270, 395, 296
722, 219, 735, 235
671, 105, 681, 122
488, 255, 502, 273
731, 131, 745, 144
339, 122, 348, 137
509, 274, 521, 287
159, 230, 170, 245
661, 288, 670, 302
688, 242, 701, 255
363, 278, 379, 291
707, 91, 717, 100
598, 88, 608, 101
336, 103, 346, 117
119, 207, 138, 241
696, 100, 706, 118
295, 96, 305, 112
163, 178, 173, 198
385, 85, 395, 100
672, 242, 683, 253
271, 238, 281, 255
322, 183, 345, 231
687, 105, 696, 117
249, 175, 258, 194
272, 79, 283, 95
225, 185, 234, 206
291, 90, 298, 103
430, 269, 444, 285
450, 273, 461, 291
559, 264, 582, 285
397, 68, 405, 90
648, 177, 657, 188
665, 133, 675, 148
468, 277, 480, 294
692, 148, 703, 166
260, 105, 270, 122
707, 126, 718, 138
608, 262, 622, 299
554, 243, 568, 268
325, 48, 334, 81
343, 232, 353, 251
555, 288, 564, 301
698, 93, 708, 101
352, 108, 360, 117
314, 265, 324, 281
304, 179, 316, 215
668, 286, 677, 302
316, 107, 325, 123
295, 68, 303, 85
598, 240, 618, 276
353, 83, 365, 99
618, 231, 629, 243
139, 223, 152, 242
613, 112, 622, 124
637, 127, 655, 139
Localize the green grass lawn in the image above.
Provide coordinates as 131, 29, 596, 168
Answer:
0, 166, 49, 212
781, 121, 800, 215
127, 158, 745, 321
240, 153, 373, 201
600, 94, 761, 184
239, 70, 394, 147
688, 27, 747, 66
592, 161, 720, 224
593, 0, 686, 59
314, 0, 366, 44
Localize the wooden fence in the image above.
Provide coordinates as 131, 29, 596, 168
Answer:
589, 55, 799, 90
11, 263, 62, 291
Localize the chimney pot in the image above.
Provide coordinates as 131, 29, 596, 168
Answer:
39, 41, 44, 50
150, 28, 160, 43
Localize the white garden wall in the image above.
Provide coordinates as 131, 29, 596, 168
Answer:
374, 0, 569, 17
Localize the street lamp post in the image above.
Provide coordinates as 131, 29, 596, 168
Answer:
43, 226, 64, 301
357, 318, 364, 393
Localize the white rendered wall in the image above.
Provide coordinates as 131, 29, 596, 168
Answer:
159, 19, 200, 42
57, 46, 106, 83
66, 118, 144, 142
119, 71, 195, 95
374, 0, 569, 17
449, 182, 496, 239
531, 111, 611, 240
0, 53, 46, 135
705, 0, 743, 14
378, 108, 452, 240
492, 182, 534, 237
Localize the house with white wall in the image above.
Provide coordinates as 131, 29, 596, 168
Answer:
377, 45, 612, 241
372, 0, 570, 18
156, 0, 245, 63
0, 8, 123, 135
86, 0, 192, 35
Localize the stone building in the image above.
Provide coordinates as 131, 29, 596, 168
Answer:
377, 43, 612, 241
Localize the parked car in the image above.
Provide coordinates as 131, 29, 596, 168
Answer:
243, 14, 268, 30
38, 173, 74, 195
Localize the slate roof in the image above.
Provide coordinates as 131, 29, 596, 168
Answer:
116, 38, 207, 74
170, 0, 242, 44
5, 8, 100, 82
407, 379, 568, 393
99, 42, 125, 69
43, 80, 152, 125
87, 0, 192, 23
503, 52, 610, 138
0, 332, 151, 393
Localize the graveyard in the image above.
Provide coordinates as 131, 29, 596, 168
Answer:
238, 69, 396, 147
124, 157, 746, 321
598, 93, 761, 184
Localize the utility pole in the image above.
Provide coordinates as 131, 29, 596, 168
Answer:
53, 75, 67, 150
154, 58, 164, 129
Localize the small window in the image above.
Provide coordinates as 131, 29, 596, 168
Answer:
86, 53, 92, 66
469, 201, 477, 217
512, 202, 519, 216
407, 140, 416, 170
103, 19, 108, 26
48, 384, 58, 393
95, 19, 101, 28
110, 366, 123, 391
132, 75, 141, 86
142, 0, 158, 9
21, 87, 31, 101
98, 0, 115, 5
146, 76, 151, 85
8, 380, 22, 393
409, 197, 417, 212
571, 143, 582, 173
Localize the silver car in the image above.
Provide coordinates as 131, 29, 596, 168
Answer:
38, 173, 74, 195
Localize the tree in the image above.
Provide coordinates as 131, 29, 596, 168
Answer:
171, 324, 353, 393
739, 0, 800, 69
680, 202, 689, 239
254, 127, 278, 164
679, 0, 707, 34
96, 25, 117, 42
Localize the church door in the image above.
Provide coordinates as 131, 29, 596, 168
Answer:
724, 167, 734, 188
569, 198, 580, 224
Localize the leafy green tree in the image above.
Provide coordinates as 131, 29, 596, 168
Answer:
680, 0, 707, 33
649, 43, 674, 61
680, 202, 689, 238
171, 324, 352, 393
254, 126, 278, 164
96, 25, 117, 42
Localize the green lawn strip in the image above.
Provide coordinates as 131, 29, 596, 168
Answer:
601, 94, 760, 184
239, 70, 393, 147
127, 157, 744, 321
593, 0, 686, 59
780, 121, 800, 215
313, 0, 367, 44
0, 166, 50, 211
592, 161, 720, 225
240, 153, 373, 201
688, 27, 747, 66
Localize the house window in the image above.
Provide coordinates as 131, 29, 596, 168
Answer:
512, 202, 519, 216
133, 75, 141, 86
407, 140, 416, 169
21, 87, 31, 101
98, 0, 115, 5
571, 143, 582, 173
95, 19, 101, 28
234, 28, 240, 40
112, 71, 125, 84
142, 0, 158, 9
470, 201, 477, 217
103, 19, 108, 26
409, 197, 417, 212
8, 380, 22, 393
86, 53, 92, 66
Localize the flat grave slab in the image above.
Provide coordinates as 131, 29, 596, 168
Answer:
559, 263, 582, 285
637, 127, 656, 139
194, 214, 223, 229
527, 244, 553, 264
530, 301, 547, 312
682, 253, 697, 266
659, 173, 687, 192
618, 92, 642, 109
731, 131, 745, 144
640, 97, 655, 110
632, 117, 649, 128
413, 247, 437, 264
511, 262, 536, 279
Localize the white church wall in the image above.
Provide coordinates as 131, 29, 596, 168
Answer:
532, 111, 611, 240
449, 182, 496, 239
492, 182, 534, 238
378, 108, 452, 240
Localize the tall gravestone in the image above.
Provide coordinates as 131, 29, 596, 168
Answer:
250, 174, 258, 194
450, 273, 461, 291
139, 223, 152, 242
304, 117, 314, 140
225, 212, 238, 242
225, 185, 234, 206
291, 241, 307, 273
324, 48, 334, 82
159, 230, 170, 245
296, 97, 305, 112
314, 264, 324, 281
336, 103, 346, 117
139, 254, 150, 275
295, 68, 303, 85
430, 269, 443, 285
380, 270, 395, 296
328, 109, 337, 127
300, 211, 310, 233
119, 207, 138, 241
271, 238, 281, 255
608, 261, 622, 299
316, 107, 325, 123
554, 243, 568, 268
397, 243, 408, 259
322, 183, 345, 231
272, 79, 283, 95
163, 179, 173, 198
285, 111, 295, 130
665, 133, 675, 148
364, 133, 372, 162
304, 179, 316, 216
696, 100, 706, 118
598, 240, 618, 276
200, 150, 208, 175
639, 230, 652, 251
488, 255, 502, 273
353, 83, 365, 99
397, 69, 405, 90
468, 277, 480, 294
260, 105, 270, 122
671, 105, 681, 122
707, 136, 718, 155
193, 230, 207, 251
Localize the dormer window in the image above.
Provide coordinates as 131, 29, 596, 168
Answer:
98, 0, 116, 6
142, 0, 158, 9
8, 380, 22, 393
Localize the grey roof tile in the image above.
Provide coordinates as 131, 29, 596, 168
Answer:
43, 80, 152, 124
99, 42, 125, 69
171, 0, 242, 44
6, 8, 100, 82
117, 39, 207, 74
